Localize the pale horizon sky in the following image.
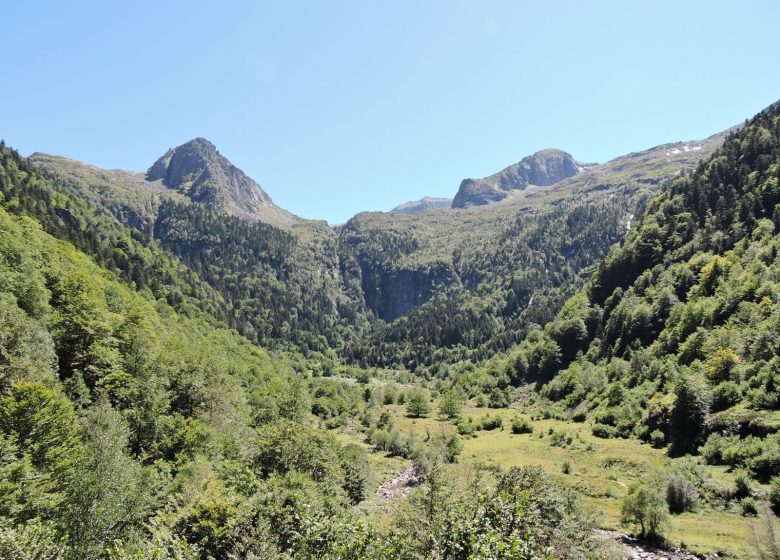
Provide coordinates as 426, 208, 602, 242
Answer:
3, 1, 780, 222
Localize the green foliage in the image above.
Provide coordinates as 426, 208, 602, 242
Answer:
664, 461, 702, 514
437, 387, 464, 419
741, 496, 758, 516
769, 476, 780, 514
621, 479, 670, 539
592, 423, 616, 439
479, 413, 503, 431
535, 102, 780, 488
669, 375, 709, 456
511, 416, 534, 434
405, 389, 431, 418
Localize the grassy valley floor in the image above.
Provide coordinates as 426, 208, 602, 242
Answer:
336, 397, 780, 559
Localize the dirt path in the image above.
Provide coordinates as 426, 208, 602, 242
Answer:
596, 530, 717, 560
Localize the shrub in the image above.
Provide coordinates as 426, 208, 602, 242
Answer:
592, 423, 616, 439
510, 417, 533, 435
561, 461, 572, 474
406, 390, 431, 418
650, 430, 665, 449
749, 437, 780, 480
550, 430, 572, 448
456, 418, 476, 437
621, 480, 670, 540
480, 414, 503, 431
443, 434, 462, 463
665, 473, 699, 514
438, 388, 465, 419
571, 410, 587, 423
740, 497, 758, 516
711, 381, 741, 412
383, 388, 397, 405
701, 433, 728, 464
734, 470, 752, 499
339, 444, 369, 504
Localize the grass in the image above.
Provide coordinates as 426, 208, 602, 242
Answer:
350, 400, 774, 559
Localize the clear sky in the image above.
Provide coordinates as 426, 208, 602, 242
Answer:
3, 1, 780, 223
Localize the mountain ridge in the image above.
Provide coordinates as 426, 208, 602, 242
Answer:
391, 196, 452, 214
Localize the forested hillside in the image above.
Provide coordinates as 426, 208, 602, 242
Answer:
506, 102, 780, 487
340, 132, 727, 369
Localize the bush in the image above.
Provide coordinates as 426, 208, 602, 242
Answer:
592, 423, 616, 439
740, 497, 758, 516
550, 430, 572, 448
438, 388, 465, 419
456, 418, 476, 437
665, 473, 699, 514
621, 479, 670, 540
561, 461, 572, 474
480, 414, 503, 431
749, 438, 780, 480
650, 430, 665, 449
734, 470, 752, 499
510, 417, 533, 435
711, 381, 741, 412
406, 390, 431, 418
443, 434, 463, 463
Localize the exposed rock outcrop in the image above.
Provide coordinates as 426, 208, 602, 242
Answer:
452, 148, 587, 208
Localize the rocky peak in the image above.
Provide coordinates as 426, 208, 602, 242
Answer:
146, 138, 274, 219
452, 148, 586, 208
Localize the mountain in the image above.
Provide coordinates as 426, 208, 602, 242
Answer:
391, 196, 452, 214
30, 138, 303, 230
451, 148, 588, 208
147, 137, 292, 224
508, 101, 780, 479
29, 128, 727, 369
341, 130, 728, 367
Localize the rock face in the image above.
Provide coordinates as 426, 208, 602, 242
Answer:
452, 148, 586, 208
391, 197, 452, 214
358, 262, 458, 321
147, 138, 279, 220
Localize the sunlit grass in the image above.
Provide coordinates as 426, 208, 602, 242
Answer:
348, 400, 770, 559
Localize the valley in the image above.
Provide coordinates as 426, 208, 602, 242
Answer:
1, 99, 779, 559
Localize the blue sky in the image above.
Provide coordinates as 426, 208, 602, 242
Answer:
3, 1, 780, 223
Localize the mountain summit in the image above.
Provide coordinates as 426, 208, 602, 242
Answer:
147, 138, 294, 223
452, 148, 587, 208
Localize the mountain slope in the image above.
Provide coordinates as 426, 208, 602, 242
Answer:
340, 130, 728, 368
31, 138, 305, 230
510, 101, 780, 476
